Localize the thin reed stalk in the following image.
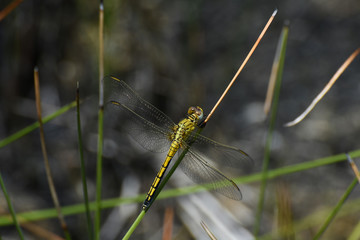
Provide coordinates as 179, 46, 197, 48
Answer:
76, 83, 94, 240
285, 47, 360, 127
313, 178, 358, 239
204, 9, 277, 123
34, 67, 71, 239
0, 173, 24, 239
94, 1, 105, 239
0, 0, 23, 21
254, 22, 289, 236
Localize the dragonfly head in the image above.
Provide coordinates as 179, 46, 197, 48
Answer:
188, 106, 204, 122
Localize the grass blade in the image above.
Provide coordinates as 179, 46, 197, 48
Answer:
313, 155, 360, 239
0, 173, 24, 239
0, 101, 76, 149
205, 9, 277, 123
313, 178, 358, 239
0, 0, 23, 22
94, 1, 105, 239
0, 149, 359, 227
285, 47, 360, 127
76, 82, 94, 240
201, 221, 218, 240
122, 210, 146, 240
34, 67, 71, 240
347, 154, 360, 183
254, 21, 289, 236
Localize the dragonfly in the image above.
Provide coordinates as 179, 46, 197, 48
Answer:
105, 76, 253, 210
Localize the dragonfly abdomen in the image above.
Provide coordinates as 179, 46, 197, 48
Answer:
142, 140, 181, 209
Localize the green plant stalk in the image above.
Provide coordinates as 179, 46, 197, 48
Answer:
0, 149, 359, 226
254, 23, 289, 236
122, 210, 146, 240
0, 173, 24, 240
76, 84, 94, 240
313, 178, 358, 239
94, 2, 104, 239
94, 109, 104, 240
0, 101, 76, 149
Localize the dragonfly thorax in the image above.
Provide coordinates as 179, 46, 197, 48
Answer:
168, 106, 203, 144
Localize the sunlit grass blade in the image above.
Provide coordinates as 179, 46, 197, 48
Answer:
264, 20, 290, 115
346, 154, 360, 183
0, 101, 76, 149
94, 1, 105, 239
76, 82, 94, 240
201, 221, 218, 240
34, 67, 71, 240
0, 173, 24, 239
254, 21, 289, 236
0, 0, 23, 22
204, 9, 277, 124
313, 178, 358, 239
285, 47, 360, 127
0, 149, 359, 227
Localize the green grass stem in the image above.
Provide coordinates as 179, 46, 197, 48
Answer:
94, 2, 104, 239
0, 149, 359, 227
122, 210, 145, 240
0, 101, 76, 149
313, 178, 358, 239
76, 83, 94, 240
254, 22, 289, 236
94, 109, 104, 240
0, 173, 24, 239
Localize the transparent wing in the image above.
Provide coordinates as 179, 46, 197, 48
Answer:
104, 76, 175, 152
186, 133, 253, 172
179, 146, 242, 200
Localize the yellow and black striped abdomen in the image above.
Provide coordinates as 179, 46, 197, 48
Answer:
142, 140, 181, 209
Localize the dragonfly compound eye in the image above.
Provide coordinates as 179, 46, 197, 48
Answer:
195, 106, 204, 119
187, 106, 196, 115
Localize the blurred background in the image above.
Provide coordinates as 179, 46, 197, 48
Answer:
0, 0, 360, 239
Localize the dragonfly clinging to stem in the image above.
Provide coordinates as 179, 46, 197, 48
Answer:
105, 76, 253, 210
